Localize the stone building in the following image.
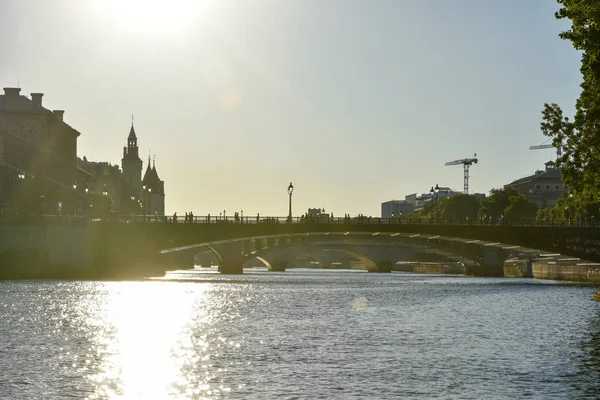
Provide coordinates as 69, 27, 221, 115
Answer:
505, 161, 567, 208
81, 123, 166, 217
141, 156, 165, 217
0, 87, 89, 215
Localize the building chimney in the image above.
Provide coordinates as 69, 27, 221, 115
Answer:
53, 110, 64, 121
3, 87, 21, 98
31, 93, 43, 107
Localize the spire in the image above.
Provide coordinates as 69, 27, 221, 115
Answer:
128, 122, 137, 140
152, 154, 156, 170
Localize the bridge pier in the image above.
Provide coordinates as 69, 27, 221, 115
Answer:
371, 260, 393, 273
217, 241, 244, 274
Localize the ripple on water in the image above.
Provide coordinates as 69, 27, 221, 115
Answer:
0, 271, 598, 399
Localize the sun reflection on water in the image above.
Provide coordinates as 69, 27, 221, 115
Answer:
87, 282, 212, 399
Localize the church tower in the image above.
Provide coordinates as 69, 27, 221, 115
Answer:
121, 122, 143, 194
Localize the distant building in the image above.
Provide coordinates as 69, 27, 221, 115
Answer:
80, 123, 166, 216
381, 196, 416, 218
142, 156, 165, 216
505, 161, 566, 208
0, 87, 90, 215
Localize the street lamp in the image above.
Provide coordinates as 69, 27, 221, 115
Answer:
85, 187, 89, 217
434, 184, 440, 224
72, 182, 77, 215
287, 182, 294, 222
429, 186, 435, 223
142, 185, 147, 221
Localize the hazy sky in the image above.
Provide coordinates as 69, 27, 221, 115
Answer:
0, 0, 581, 216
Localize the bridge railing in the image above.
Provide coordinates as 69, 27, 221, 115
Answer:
1, 214, 598, 228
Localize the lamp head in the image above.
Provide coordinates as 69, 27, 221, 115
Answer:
287, 182, 294, 194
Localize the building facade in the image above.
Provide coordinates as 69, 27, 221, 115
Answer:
505, 161, 566, 208
141, 156, 165, 217
0, 87, 89, 215
81, 124, 166, 217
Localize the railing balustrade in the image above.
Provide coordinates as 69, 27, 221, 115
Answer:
0, 214, 597, 228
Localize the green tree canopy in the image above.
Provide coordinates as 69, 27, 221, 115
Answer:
540, 1, 600, 201
503, 193, 538, 221
478, 187, 521, 223
89, 192, 115, 220
438, 194, 482, 221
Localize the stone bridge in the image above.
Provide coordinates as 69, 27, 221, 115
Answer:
1, 219, 599, 279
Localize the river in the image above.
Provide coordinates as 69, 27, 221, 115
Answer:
0, 269, 599, 399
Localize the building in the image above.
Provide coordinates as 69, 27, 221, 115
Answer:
141, 156, 165, 216
381, 196, 416, 218
81, 123, 166, 217
505, 161, 566, 208
0, 87, 90, 215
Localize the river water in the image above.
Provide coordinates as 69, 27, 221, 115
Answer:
0, 269, 599, 399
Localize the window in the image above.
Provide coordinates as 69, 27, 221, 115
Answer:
546, 185, 550, 190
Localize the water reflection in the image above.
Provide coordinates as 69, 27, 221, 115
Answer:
0, 274, 598, 399
87, 283, 211, 399
576, 310, 600, 397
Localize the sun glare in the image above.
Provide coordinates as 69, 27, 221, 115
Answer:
97, 0, 210, 35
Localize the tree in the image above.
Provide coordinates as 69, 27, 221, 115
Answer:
540, 2, 600, 202
503, 193, 538, 221
478, 187, 521, 223
89, 192, 115, 220
438, 195, 482, 222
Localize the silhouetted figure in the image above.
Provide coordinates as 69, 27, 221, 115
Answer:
184, 212, 188, 223
207, 213, 211, 223
189, 211, 194, 223
173, 212, 178, 223
257, 213, 260, 223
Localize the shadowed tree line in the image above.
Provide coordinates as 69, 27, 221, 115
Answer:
410, 189, 538, 224
410, 187, 599, 224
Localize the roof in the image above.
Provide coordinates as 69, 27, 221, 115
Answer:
0, 93, 46, 112
128, 124, 137, 140
506, 168, 563, 187
0, 89, 82, 137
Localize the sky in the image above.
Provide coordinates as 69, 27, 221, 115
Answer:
0, 0, 582, 217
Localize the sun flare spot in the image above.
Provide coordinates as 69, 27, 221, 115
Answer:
352, 297, 368, 311
96, 0, 212, 35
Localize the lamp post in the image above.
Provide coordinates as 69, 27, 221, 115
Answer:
85, 187, 89, 217
102, 185, 109, 221
434, 184, 440, 224
72, 182, 77, 216
142, 185, 147, 221
287, 182, 294, 223
429, 186, 435, 223
148, 187, 152, 220
17, 173, 25, 214
569, 190, 574, 226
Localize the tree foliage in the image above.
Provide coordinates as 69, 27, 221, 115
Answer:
504, 193, 538, 221
478, 187, 522, 223
541, 1, 600, 201
438, 194, 482, 221
89, 192, 115, 220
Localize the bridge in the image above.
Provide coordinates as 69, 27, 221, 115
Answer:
1, 216, 599, 280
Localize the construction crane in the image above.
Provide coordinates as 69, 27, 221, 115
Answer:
445, 154, 478, 194
529, 139, 562, 158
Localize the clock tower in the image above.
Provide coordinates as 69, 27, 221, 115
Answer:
121, 123, 143, 194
